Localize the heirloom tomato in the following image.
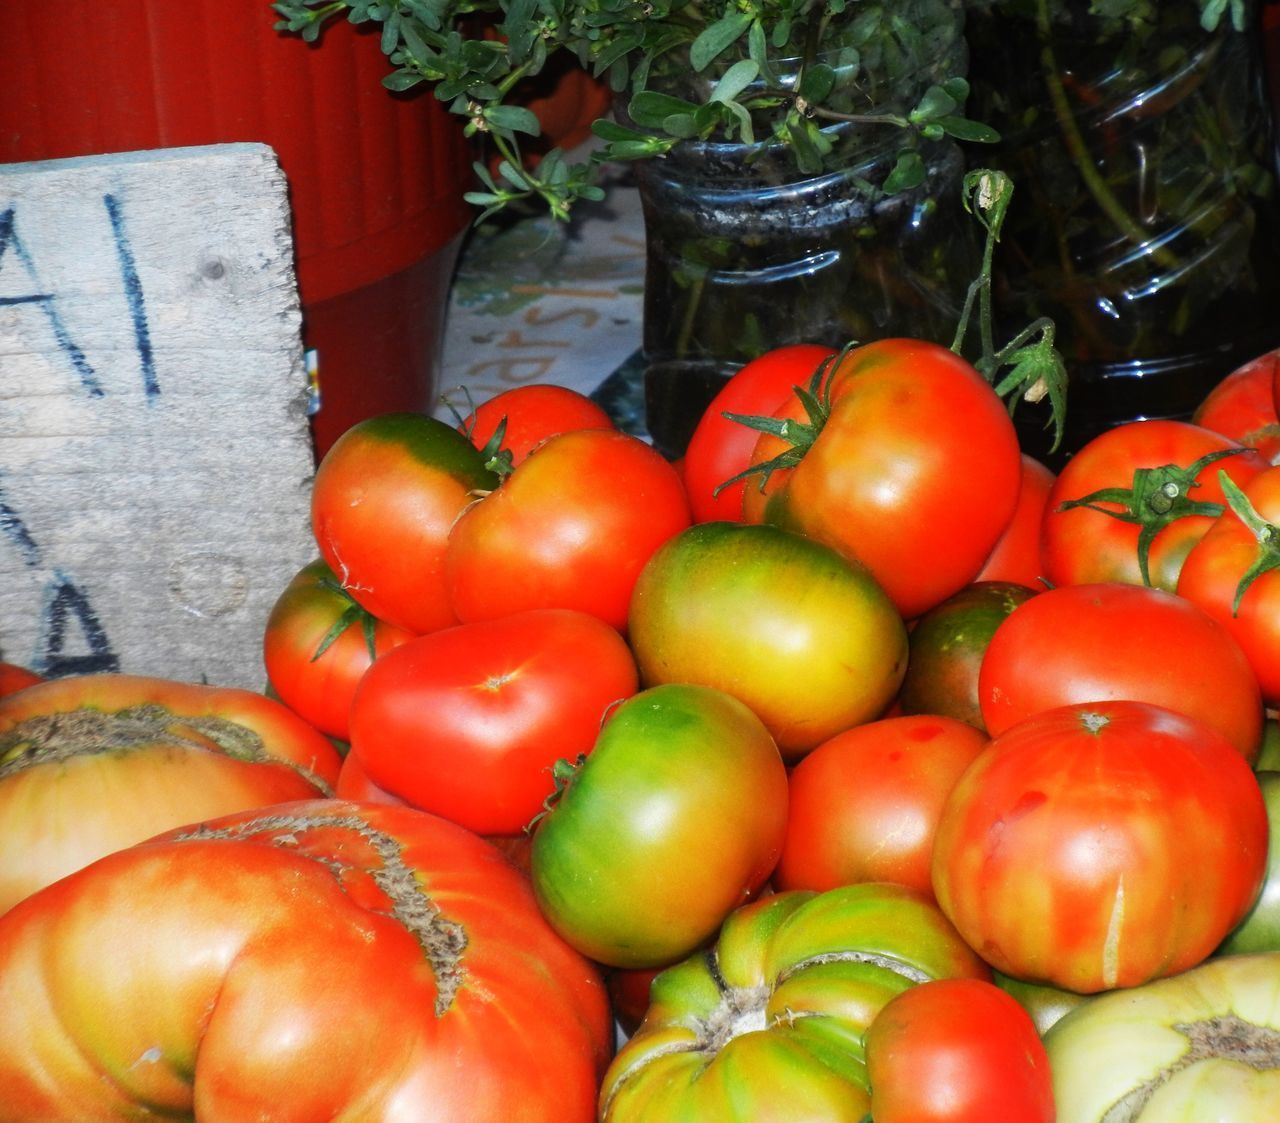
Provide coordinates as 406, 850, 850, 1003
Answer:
0, 673, 342, 914
0, 800, 612, 1122
864, 977, 1055, 1123
446, 427, 691, 631
348, 608, 638, 836
740, 337, 1022, 619
1194, 347, 1280, 463
310, 412, 497, 634
1177, 465, 1280, 707
898, 580, 1037, 729
932, 699, 1269, 993
974, 453, 1056, 588
262, 558, 415, 742
599, 884, 992, 1121
979, 580, 1264, 761
774, 714, 988, 898
530, 683, 788, 969
681, 343, 835, 523
455, 382, 614, 468
1045, 952, 1280, 1123
629, 520, 906, 761
1041, 418, 1267, 591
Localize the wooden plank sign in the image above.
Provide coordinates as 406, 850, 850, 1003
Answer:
0, 143, 317, 690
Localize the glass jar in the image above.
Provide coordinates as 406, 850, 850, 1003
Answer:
632, 0, 981, 457
963, 0, 1280, 464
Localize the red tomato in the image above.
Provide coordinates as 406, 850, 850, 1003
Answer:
865, 977, 1055, 1123
1194, 347, 1280, 463
932, 700, 1268, 993
681, 343, 835, 523
0, 673, 342, 913
349, 608, 638, 835
455, 383, 615, 469
0, 800, 612, 1121
741, 338, 1022, 619
446, 428, 691, 631
978, 580, 1264, 762
974, 453, 1055, 588
310, 412, 498, 635
334, 748, 409, 806
1041, 418, 1268, 592
774, 715, 988, 898
1177, 464, 1280, 707
262, 558, 415, 742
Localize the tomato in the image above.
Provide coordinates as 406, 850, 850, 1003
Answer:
740, 337, 1023, 619
0, 673, 342, 914
0, 799, 612, 1121
974, 453, 1056, 587
1044, 952, 1280, 1123
1217, 772, 1280, 955
0, 663, 41, 698
310, 412, 498, 635
454, 382, 615, 470
529, 683, 788, 969
681, 343, 836, 523
1041, 418, 1268, 592
932, 699, 1269, 993
978, 580, 1264, 762
348, 608, 638, 836
628, 521, 906, 761
898, 580, 1038, 730
1176, 465, 1280, 708
262, 558, 415, 742
446, 428, 691, 631
864, 977, 1055, 1123
1194, 347, 1280, 464
599, 884, 992, 1120
774, 715, 988, 899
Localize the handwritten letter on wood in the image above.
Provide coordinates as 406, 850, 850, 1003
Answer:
0, 143, 316, 690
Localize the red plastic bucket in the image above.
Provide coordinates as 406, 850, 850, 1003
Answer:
0, 2, 475, 458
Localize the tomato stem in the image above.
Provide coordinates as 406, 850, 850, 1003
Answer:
1216, 469, 1280, 614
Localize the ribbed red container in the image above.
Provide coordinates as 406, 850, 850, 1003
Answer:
0, 2, 475, 458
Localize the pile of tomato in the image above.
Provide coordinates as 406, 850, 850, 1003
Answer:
2, 340, 1280, 1121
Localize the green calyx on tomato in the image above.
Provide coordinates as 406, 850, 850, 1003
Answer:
310, 573, 380, 663
1215, 469, 1280, 614
1056, 447, 1248, 587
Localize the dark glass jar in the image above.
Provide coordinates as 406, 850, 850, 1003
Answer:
633, 0, 981, 458
963, 0, 1280, 465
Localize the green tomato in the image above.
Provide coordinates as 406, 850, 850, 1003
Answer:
529, 683, 789, 969
1217, 772, 1280, 955
1044, 952, 1280, 1122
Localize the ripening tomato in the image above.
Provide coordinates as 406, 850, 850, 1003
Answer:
348, 608, 639, 836
1194, 347, 1280, 463
1041, 418, 1268, 592
310, 412, 497, 635
262, 558, 415, 741
0, 800, 613, 1121
681, 343, 835, 523
774, 715, 989, 898
864, 977, 1056, 1123
741, 338, 1023, 619
455, 383, 615, 468
529, 683, 789, 969
979, 580, 1264, 762
932, 699, 1269, 993
1177, 465, 1280, 708
628, 521, 907, 761
0, 673, 342, 914
974, 453, 1056, 588
446, 428, 691, 631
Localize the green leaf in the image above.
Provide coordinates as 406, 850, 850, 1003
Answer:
711, 59, 760, 103
936, 116, 1001, 144
484, 104, 543, 136
797, 63, 836, 104
883, 150, 925, 193
591, 119, 650, 142
689, 11, 753, 72
628, 90, 701, 127
909, 84, 958, 123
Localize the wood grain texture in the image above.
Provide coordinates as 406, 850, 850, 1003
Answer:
0, 143, 316, 689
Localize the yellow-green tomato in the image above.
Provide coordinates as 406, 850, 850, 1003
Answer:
599, 884, 993, 1121
1044, 952, 1280, 1122
529, 683, 788, 969
628, 521, 907, 762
